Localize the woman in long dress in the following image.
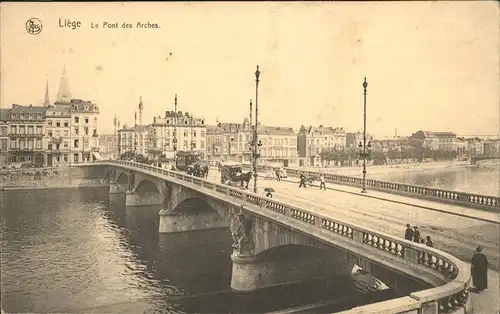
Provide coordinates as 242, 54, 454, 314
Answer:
471, 246, 489, 291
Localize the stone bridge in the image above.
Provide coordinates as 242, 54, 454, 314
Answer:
76, 160, 471, 314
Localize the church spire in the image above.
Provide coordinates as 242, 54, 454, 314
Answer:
138, 96, 143, 125
44, 80, 50, 107
56, 65, 71, 104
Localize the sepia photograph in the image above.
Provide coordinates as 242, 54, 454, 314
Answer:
0, 1, 499, 313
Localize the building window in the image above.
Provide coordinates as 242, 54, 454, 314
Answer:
36, 126, 42, 134
27, 126, 34, 134
74, 139, 79, 148
1, 139, 7, 150
63, 130, 68, 136
193, 130, 197, 137
1, 126, 8, 135
56, 121, 61, 127
183, 140, 188, 149
63, 142, 68, 148
74, 127, 79, 135
19, 126, 26, 134
36, 140, 42, 149
64, 154, 68, 162
184, 130, 188, 137
10, 141, 17, 149
201, 131, 205, 137
74, 117, 79, 123
84, 127, 89, 135
19, 140, 26, 149
85, 117, 89, 123
48, 130, 53, 137
48, 143, 52, 150
74, 153, 79, 162
48, 121, 53, 126
64, 122, 69, 127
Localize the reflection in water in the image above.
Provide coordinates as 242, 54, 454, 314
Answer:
369, 165, 500, 196
1, 187, 399, 313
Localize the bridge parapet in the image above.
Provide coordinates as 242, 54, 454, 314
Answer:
255, 165, 499, 212
75, 160, 471, 314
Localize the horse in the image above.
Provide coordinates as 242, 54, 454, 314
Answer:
234, 171, 252, 189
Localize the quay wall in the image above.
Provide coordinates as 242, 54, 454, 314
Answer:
0, 167, 108, 190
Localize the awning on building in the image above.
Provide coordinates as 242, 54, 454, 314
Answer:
92, 152, 103, 160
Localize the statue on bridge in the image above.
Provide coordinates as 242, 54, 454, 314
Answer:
231, 214, 254, 257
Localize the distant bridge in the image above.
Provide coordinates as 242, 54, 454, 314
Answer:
73, 160, 471, 314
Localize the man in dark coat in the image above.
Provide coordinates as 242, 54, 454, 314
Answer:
299, 173, 307, 188
404, 224, 414, 241
471, 246, 489, 291
413, 226, 421, 243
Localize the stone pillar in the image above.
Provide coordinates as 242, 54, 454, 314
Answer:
158, 209, 227, 233
109, 183, 127, 194
125, 190, 164, 207
230, 254, 264, 291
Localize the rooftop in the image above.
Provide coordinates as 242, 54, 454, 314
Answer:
119, 125, 149, 133
258, 125, 295, 136
10, 104, 47, 114
0, 109, 10, 121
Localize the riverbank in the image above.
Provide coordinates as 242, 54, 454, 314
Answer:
0, 166, 108, 191
1, 181, 109, 191
291, 161, 476, 178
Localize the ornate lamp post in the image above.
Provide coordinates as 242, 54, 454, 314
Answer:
173, 94, 178, 163
253, 65, 261, 194
359, 77, 371, 193
228, 137, 234, 161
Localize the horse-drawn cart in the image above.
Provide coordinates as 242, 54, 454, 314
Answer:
187, 161, 209, 178
220, 163, 252, 189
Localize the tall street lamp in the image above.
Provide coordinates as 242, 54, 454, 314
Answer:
173, 94, 178, 163
359, 77, 371, 193
253, 65, 261, 194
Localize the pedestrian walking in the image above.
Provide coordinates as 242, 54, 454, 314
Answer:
404, 224, 414, 241
413, 226, 421, 243
319, 174, 326, 190
299, 173, 307, 188
471, 246, 489, 292
425, 236, 433, 247
275, 169, 281, 181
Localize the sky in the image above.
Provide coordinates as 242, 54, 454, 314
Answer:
1, 1, 499, 138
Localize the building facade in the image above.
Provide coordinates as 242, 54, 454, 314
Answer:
99, 134, 119, 160
0, 109, 10, 167
409, 131, 457, 151
258, 125, 297, 167
118, 125, 150, 157
297, 125, 347, 166
44, 67, 101, 165
148, 110, 207, 160
7, 104, 47, 166
206, 125, 224, 164
483, 139, 500, 157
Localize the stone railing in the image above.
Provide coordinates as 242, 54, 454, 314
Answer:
78, 160, 471, 314
254, 164, 500, 212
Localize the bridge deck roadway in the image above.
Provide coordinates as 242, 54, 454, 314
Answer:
203, 170, 499, 313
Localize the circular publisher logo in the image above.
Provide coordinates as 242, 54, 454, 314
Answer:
26, 18, 43, 35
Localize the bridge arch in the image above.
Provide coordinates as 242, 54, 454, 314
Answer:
173, 197, 221, 215
135, 178, 161, 195
117, 172, 128, 185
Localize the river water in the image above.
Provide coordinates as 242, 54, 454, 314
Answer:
0, 187, 397, 313
367, 164, 500, 197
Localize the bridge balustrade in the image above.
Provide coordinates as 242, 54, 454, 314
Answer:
77, 160, 471, 314
255, 164, 499, 211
